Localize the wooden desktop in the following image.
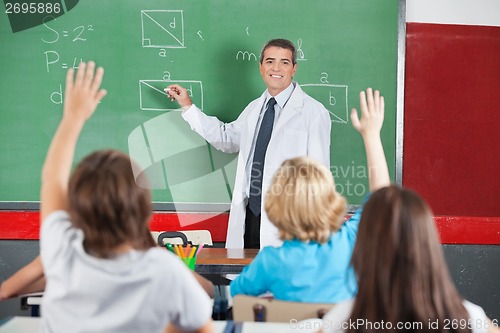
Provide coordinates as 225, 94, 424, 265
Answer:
195, 248, 258, 275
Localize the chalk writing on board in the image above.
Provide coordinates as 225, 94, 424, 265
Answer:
41, 19, 91, 74
51, 84, 63, 104
301, 84, 349, 123
197, 31, 204, 41
139, 80, 204, 111
42, 20, 93, 44
296, 38, 307, 61
236, 50, 258, 61
320, 72, 330, 84
234, 39, 306, 62
141, 10, 185, 48
44, 51, 83, 72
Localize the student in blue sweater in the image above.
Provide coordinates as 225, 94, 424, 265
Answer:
230, 88, 390, 303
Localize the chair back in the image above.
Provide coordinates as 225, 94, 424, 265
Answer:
232, 295, 335, 322
153, 230, 213, 246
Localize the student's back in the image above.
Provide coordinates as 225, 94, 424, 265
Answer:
42, 213, 211, 332
229, 217, 359, 303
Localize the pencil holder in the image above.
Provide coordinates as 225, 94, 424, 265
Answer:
182, 256, 197, 271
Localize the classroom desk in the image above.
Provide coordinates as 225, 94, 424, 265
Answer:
195, 248, 258, 275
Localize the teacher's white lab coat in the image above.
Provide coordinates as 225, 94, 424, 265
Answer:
181, 83, 331, 248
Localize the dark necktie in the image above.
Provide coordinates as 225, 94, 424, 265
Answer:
248, 97, 277, 216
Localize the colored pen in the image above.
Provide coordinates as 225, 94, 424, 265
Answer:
195, 243, 204, 257
184, 244, 191, 258
179, 245, 186, 258
188, 246, 197, 259
174, 244, 183, 258
165, 243, 175, 254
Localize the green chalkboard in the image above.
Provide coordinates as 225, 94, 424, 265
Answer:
0, 0, 401, 210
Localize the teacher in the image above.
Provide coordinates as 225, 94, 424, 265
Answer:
166, 38, 331, 249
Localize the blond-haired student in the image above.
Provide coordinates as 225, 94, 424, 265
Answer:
229, 88, 390, 302
0, 62, 214, 333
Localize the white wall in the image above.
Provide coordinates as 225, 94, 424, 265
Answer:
406, 0, 500, 27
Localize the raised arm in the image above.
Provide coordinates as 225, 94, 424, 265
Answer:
0, 256, 45, 300
350, 88, 390, 192
40, 62, 107, 223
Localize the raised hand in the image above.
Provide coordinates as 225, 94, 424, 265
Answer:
350, 87, 384, 138
63, 61, 107, 123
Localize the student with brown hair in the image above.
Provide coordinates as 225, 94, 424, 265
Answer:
321, 185, 499, 333
1, 62, 214, 333
228, 88, 390, 302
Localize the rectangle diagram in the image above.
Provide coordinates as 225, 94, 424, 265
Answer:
301, 84, 349, 124
141, 10, 185, 48
139, 80, 204, 112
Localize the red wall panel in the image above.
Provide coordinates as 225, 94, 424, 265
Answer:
404, 23, 500, 216
1, 211, 498, 245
